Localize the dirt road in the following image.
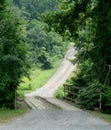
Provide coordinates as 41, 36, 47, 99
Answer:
25, 46, 76, 98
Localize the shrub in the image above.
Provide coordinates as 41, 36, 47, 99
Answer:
76, 81, 104, 110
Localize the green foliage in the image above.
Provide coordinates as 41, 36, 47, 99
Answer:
76, 81, 102, 109
102, 89, 111, 113
0, 1, 28, 108
42, 0, 92, 37
54, 87, 64, 98
26, 19, 66, 68
38, 51, 52, 69
0, 0, 68, 109
12, 0, 67, 69
44, 0, 111, 111
71, 59, 94, 87
13, 0, 58, 19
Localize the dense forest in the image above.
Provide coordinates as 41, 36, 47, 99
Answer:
43, 0, 111, 112
0, 0, 67, 108
12, 0, 67, 69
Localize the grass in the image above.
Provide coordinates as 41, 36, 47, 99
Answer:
17, 58, 62, 97
54, 86, 64, 98
89, 111, 111, 124
54, 72, 75, 98
0, 109, 28, 124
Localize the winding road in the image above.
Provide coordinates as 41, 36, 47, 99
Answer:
0, 46, 111, 130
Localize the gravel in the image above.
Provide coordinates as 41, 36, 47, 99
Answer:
0, 109, 111, 130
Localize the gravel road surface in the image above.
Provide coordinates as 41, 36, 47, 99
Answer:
0, 109, 111, 130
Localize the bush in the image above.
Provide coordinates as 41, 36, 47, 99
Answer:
54, 87, 64, 98
76, 87, 98, 109
76, 80, 111, 112
102, 89, 111, 113
76, 81, 103, 110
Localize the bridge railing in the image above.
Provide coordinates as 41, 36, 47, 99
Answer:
63, 84, 82, 102
63, 84, 103, 111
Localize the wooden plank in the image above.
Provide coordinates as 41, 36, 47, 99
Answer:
64, 97, 75, 102
63, 85, 83, 102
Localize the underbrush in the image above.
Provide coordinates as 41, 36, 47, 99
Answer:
54, 86, 64, 98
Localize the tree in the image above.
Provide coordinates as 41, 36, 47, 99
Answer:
27, 19, 67, 68
13, 0, 58, 19
0, 1, 28, 108
43, 0, 111, 111
12, 0, 67, 69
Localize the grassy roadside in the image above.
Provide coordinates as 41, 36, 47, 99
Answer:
17, 58, 62, 97
89, 111, 111, 124
0, 109, 29, 124
54, 86, 64, 98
